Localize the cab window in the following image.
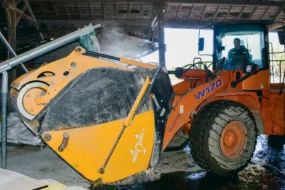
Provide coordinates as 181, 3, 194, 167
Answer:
215, 25, 266, 70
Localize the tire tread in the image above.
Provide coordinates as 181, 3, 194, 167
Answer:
189, 100, 257, 176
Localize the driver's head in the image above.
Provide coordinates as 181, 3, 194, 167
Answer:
233, 38, 241, 49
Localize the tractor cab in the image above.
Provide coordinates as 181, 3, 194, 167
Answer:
213, 23, 268, 71
195, 22, 272, 92
171, 23, 271, 94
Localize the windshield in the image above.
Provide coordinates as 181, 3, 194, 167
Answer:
215, 24, 266, 70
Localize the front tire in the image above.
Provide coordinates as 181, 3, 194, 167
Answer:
189, 101, 257, 176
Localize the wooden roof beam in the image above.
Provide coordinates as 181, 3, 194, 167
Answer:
224, 6, 232, 22
24, 0, 42, 39
37, 19, 151, 25
268, 3, 285, 30
237, 6, 245, 20
168, 1, 283, 7
7, 2, 38, 26
165, 19, 269, 28
212, 5, 220, 21
273, 3, 285, 21
23, 0, 36, 21
16, 0, 21, 5
175, 4, 182, 20
2, 0, 12, 26
200, 5, 207, 21
260, 6, 270, 20
16, 2, 27, 24
249, 6, 258, 20
188, 4, 194, 20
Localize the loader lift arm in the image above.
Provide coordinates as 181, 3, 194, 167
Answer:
231, 72, 257, 88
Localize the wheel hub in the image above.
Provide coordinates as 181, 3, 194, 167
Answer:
23, 87, 46, 115
220, 121, 247, 159
17, 82, 48, 120
224, 129, 236, 147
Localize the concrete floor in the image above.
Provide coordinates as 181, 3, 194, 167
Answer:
4, 135, 285, 190
5, 142, 202, 189
6, 145, 90, 188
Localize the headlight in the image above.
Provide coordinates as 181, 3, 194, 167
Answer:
245, 65, 252, 73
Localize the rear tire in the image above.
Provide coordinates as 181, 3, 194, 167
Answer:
189, 101, 257, 176
268, 135, 285, 149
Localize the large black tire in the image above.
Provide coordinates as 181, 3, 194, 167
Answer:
268, 135, 285, 149
189, 101, 257, 176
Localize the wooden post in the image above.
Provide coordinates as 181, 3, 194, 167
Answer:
2, 0, 41, 80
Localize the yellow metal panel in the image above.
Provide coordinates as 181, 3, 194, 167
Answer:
11, 47, 133, 117
12, 47, 131, 91
42, 110, 155, 183
242, 70, 270, 90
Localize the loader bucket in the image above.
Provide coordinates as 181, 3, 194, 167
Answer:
10, 47, 174, 184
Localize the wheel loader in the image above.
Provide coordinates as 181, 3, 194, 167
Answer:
8, 22, 285, 185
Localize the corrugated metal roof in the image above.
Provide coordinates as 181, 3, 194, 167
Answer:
25, 0, 285, 28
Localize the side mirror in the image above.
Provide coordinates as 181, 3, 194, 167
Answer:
198, 38, 205, 52
278, 31, 285, 45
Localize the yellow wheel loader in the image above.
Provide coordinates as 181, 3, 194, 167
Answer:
6, 22, 285, 185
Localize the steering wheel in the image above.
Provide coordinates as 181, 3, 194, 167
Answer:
182, 61, 214, 82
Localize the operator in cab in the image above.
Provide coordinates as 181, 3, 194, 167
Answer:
223, 38, 251, 70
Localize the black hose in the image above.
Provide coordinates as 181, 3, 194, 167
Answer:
280, 69, 285, 95
84, 51, 120, 61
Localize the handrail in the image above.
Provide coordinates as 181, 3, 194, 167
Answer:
270, 59, 285, 83
0, 24, 101, 73
0, 32, 28, 73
